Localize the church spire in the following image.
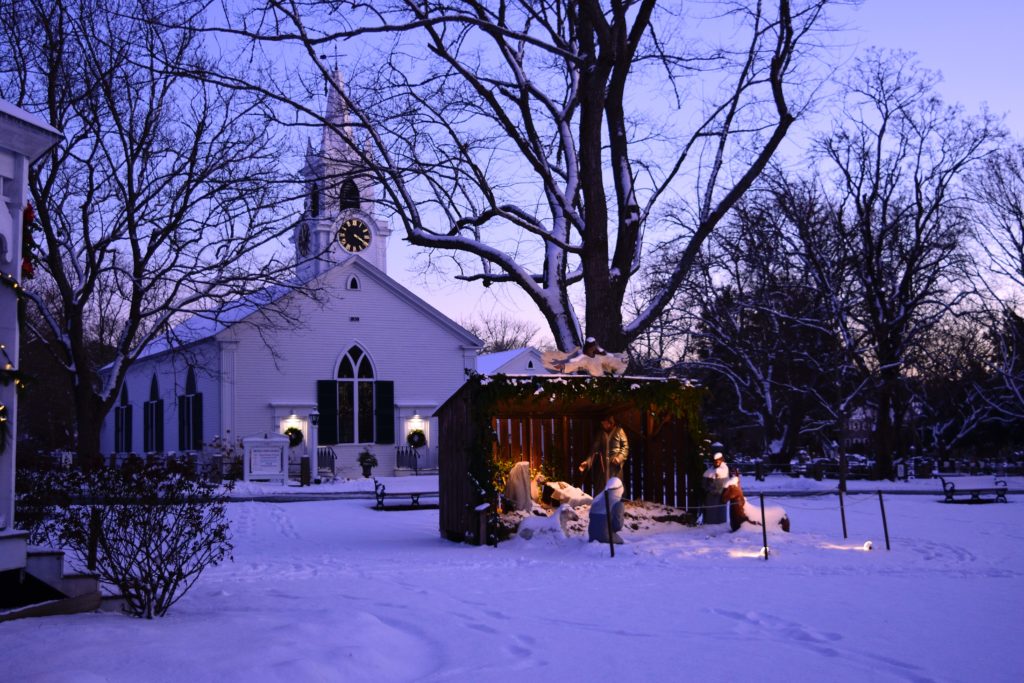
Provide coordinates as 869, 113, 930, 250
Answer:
322, 67, 354, 160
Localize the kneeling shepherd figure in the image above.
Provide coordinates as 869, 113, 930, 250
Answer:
588, 477, 626, 544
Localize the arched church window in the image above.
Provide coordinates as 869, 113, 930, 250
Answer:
315, 348, 395, 448
144, 374, 164, 453
339, 178, 360, 211
310, 182, 320, 217
335, 345, 375, 443
115, 384, 133, 453
178, 367, 203, 452
348, 276, 360, 290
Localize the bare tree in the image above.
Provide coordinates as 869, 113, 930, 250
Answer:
812, 49, 1003, 474
0, 0, 298, 458
193, 0, 835, 351
971, 144, 1024, 288
969, 144, 1024, 418
460, 312, 540, 354
665, 188, 848, 462
906, 310, 1002, 455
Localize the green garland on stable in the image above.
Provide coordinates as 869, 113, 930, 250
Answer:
463, 373, 707, 503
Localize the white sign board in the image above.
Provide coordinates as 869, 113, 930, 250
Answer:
242, 433, 289, 483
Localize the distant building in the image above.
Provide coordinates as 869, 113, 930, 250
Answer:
841, 405, 876, 453
476, 347, 549, 375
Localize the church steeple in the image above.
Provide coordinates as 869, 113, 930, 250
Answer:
322, 67, 354, 162
294, 67, 391, 281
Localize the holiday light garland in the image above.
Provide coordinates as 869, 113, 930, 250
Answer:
22, 202, 37, 280
0, 205, 35, 451
0, 343, 20, 452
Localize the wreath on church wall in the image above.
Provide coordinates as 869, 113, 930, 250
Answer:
406, 429, 426, 449
284, 427, 303, 448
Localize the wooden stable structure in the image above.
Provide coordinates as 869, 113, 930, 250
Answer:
435, 375, 705, 543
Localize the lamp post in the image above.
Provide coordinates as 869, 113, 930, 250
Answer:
310, 409, 320, 484
410, 412, 424, 473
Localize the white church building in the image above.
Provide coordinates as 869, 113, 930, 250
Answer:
99, 72, 482, 479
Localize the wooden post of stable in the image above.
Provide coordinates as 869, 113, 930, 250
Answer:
759, 493, 769, 561
878, 491, 891, 550
839, 489, 848, 539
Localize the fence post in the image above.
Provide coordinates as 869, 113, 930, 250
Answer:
87, 506, 101, 571
759, 493, 769, 560
878, 490, 891, 551
605, 489, 615, 559
839, 489, 848, 539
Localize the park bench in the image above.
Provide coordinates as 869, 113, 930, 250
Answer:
373, 478, 438, 510
938, 476, 1008, 504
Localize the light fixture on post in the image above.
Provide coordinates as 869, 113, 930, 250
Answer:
309, 408, 320, 484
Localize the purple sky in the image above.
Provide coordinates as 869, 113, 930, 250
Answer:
394, 0, 1024, 340
845, 1, 1023, 137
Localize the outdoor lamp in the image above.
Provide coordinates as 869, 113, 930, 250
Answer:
310, 409, 319, 426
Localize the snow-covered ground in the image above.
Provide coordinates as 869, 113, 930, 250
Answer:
2, 477, 1022, 682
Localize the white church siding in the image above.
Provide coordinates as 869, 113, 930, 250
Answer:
214, 258, 476, 478
100, 342, 221, 458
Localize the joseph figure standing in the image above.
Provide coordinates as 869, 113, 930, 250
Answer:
578, 415, 629, 491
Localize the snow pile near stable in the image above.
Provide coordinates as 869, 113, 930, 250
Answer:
1, 492, 1022, 682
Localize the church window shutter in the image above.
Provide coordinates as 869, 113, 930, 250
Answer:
154, 399, 164, 452
115, 385, 131, 452
125, 405, 133, 453
374, 381, 395, 444
178, 395, 188, 450
143, 402, 153, 451
177, 368, 203, 451
144, 375, 165, 453
317, 380, 339, 444
191, 393, 203, 450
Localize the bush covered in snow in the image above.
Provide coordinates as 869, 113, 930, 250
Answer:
25, 461, 234, 618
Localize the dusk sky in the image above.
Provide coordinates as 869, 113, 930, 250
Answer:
384, 0, 1024, 340
846, 0, 1023, 137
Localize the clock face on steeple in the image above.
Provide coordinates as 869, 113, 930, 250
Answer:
338, 218, 371, 253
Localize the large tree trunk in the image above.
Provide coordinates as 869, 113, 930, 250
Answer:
74, 388, 105, 466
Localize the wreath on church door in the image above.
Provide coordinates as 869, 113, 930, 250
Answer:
406, 429, 426, 449
284, 427, 304, 448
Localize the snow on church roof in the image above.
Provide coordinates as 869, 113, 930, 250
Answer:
476, 347, 546, 375
130, 282, 290, 361
126, 256, 482, 365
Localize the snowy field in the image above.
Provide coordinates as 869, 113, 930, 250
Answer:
2, 478, 1023, 682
